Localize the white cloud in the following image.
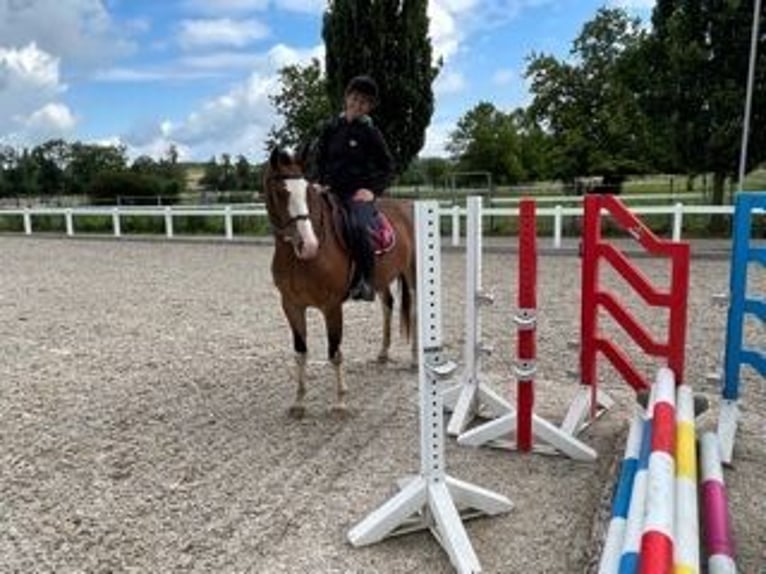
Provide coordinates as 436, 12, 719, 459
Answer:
181, 43, 323, 70
93, 67, 228, 82
422, 120, 454, 158
121, 43, 324, 161
179, 18, 270, 49
23, 103, 77, 133
0, 0, 134, 70
434, 71, 466, 95
182, 0, 325, 15
0, 44, 68, 129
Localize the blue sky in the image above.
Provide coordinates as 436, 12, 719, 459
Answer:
0, 0, 654, 162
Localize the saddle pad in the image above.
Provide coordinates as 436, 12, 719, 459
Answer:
370, 211, 396, 255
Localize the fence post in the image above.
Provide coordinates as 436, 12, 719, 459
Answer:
65, 208, 74, 237
672, 202, 683, 242
164, 206, 173, 238
553, 204, 563, 249
23, 208, 32, 235
112, 207, 121, 238
225, 205, 233, 240
451, 205, 460, 247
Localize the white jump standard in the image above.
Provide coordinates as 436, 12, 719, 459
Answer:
348, 201, 512, 574
443, 196, 513, 436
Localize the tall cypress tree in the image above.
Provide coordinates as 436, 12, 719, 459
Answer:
322, 0, 438, 174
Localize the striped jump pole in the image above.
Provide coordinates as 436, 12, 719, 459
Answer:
638, 367, 677, 574
619, 391, 655, 574
674, 385, 700, 574
598, 414, 644, 574
700, 432, 736, 573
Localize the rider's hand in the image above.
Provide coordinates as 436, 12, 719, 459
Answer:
352, 188, 374, 202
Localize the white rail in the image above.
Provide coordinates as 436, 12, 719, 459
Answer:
0, 202, 737, 247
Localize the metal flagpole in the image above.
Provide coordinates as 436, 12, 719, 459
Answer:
737, 0, 762, 192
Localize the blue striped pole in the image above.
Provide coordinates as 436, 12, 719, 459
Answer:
618, 383, 656, 574
599, 414, 644, 573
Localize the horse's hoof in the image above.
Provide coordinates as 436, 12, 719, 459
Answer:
330, 405, 350, 419
376, 352, 389, 364
288, 405, 306, 419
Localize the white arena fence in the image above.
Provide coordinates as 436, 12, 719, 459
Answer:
0, 200, 737, 248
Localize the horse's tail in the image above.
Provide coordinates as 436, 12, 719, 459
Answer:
399, 268, 414, 342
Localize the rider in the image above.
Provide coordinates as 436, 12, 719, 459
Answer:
311, 75, 395, 301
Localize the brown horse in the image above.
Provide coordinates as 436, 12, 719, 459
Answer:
263, 147, 416, 417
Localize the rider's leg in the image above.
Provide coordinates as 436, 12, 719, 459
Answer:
346, 198, 376, 301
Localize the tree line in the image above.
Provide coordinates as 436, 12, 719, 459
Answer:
2, 2, 762, 210
0, 140, 188, 204
270, 2, 765, 209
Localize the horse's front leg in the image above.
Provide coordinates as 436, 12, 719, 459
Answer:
377, 287, 394, 363
282, 300, 308, 419
323, 304, 347, 416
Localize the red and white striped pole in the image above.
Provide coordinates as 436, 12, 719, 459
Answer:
639, 367, 677, 573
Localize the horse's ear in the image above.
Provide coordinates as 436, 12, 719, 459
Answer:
297, 140, 311, 166
269, 147, 281, 170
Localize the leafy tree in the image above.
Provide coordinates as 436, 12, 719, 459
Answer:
32, 139, 70, 196
447, 102, 525, 184
130, 155, 158, 174
66, 142, 127, 195
648, 0, 766, 216
200, 156, 223, 190
235, 154, 254, 189
526, 8, 653, 190
87, 171, 167, 204
219, 153, 237, 190
5, 149, 40, 197
267, 58, 333, 151
323, 0, 438, 173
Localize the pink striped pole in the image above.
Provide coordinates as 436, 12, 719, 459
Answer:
638, 367, 676, 574
700, 432, 736, 573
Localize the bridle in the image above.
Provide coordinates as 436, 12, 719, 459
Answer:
266, 173, 312, 237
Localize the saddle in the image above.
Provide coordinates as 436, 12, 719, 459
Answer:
320, 189, 396, 255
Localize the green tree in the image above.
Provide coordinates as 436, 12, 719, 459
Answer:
323, 0, 438, 173
31, 139, 70, 196
446, 102, 525, 184
66, 142, 127, 195
5, 149, 40, 197
526, 8, 653, 190
267, 58, 333, 151
235, 155, 254, 190
200, 156, 222, 190
648, 0, 766, 216
88, 171, 167, 204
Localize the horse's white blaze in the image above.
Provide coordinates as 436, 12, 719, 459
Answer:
286, 178, 318, 259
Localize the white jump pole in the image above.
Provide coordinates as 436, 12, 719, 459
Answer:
444, 196, 513, 435
348, 200, 512, 574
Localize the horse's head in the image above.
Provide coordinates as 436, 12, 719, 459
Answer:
263, 147, 319, 260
